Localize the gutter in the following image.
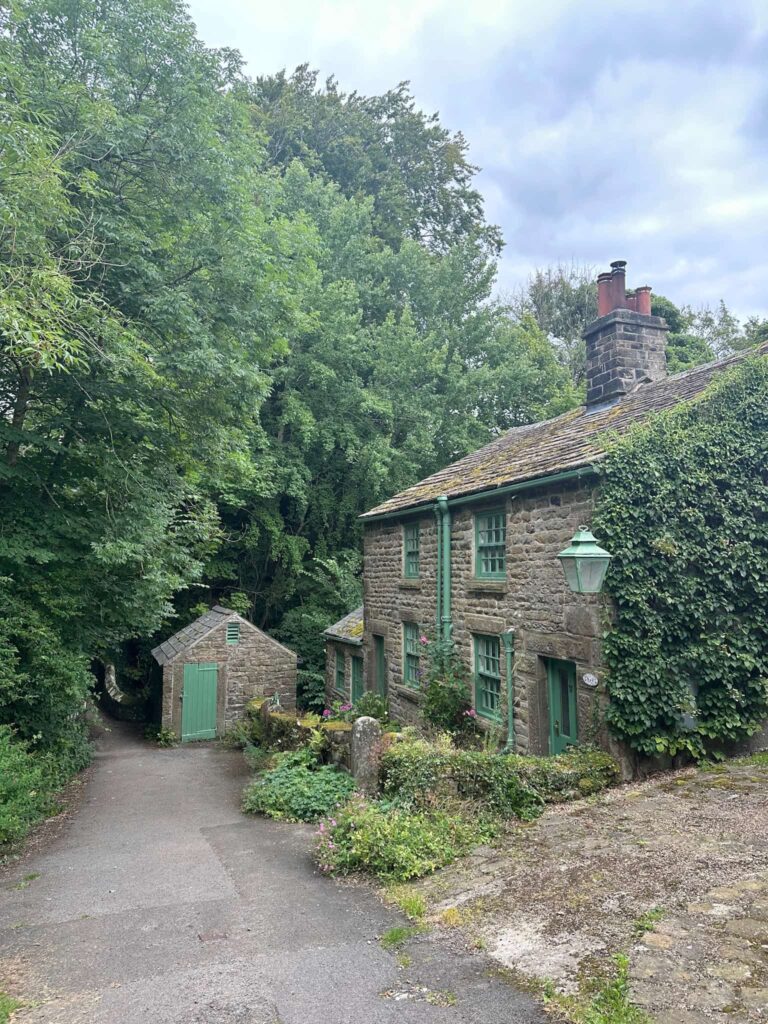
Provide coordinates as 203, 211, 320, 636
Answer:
360, 465, 598, 524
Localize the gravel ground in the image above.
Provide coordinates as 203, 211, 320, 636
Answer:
410, 758, 768, 1022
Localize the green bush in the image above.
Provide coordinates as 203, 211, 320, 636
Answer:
381, 736, 619, 819
242, 749, 356, 822
314, 795, 496, 881
297, 670, 327, 714
0, 726, 57, 846
349, 691, 389, 721
419, 639, 478, 739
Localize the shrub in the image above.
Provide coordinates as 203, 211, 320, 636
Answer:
419, 639, 478, 739
314, 795, 496, 881
0, 726, 57, 846
144, 725, 178, 747
350, 692, 389, 721
297, 670, 327, 714
242, 749, 356, 822
380, 736, 619, 819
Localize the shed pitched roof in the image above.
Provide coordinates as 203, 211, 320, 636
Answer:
151, 605, 239, 666
362, 343, 768, 520
323, 607, 364, 645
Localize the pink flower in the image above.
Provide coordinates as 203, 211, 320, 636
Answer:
419, 635, 429, 646
330, 819, 337, 827
322, 709, 331, 718
464, 708, 478, 718
340, 703, 352, 711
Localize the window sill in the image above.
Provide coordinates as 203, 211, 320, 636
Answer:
391, 682, 423, 704
469, 579, 507, 594
398, 578, 422, 590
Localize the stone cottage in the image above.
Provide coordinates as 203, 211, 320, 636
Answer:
324, 261, 768, 757
152, 605, 297, 741
323, 607, 366, 704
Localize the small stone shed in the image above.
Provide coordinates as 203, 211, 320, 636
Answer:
323, 607, 365, 705
151, 605, 297, 741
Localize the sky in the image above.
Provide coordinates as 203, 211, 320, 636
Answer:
187, 0, 768, 318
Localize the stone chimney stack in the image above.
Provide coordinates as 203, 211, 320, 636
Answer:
584, 260, 668, 407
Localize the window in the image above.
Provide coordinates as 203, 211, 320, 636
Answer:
335, 650, 346, 696
403, 622, 422, 688
226, 621, 240, 645
475, 509, 506, 578
351, 655, 364, 702
404, 522, 420, 578
474, 634, 501, 720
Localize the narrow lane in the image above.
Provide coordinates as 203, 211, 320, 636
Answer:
0, 720, 546, 1023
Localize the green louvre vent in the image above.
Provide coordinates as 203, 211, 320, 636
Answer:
226, 621, 240, 645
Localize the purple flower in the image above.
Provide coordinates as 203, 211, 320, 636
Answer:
340, 703, 352, 712
322, 709, 331, 718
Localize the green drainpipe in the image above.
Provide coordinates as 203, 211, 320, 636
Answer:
437, 495, 452, 644
433, 502, 442, 638
501, 629, 516, 752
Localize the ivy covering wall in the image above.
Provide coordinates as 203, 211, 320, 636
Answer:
593, 356, 768, 758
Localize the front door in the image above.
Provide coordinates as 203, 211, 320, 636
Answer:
373, 635, 387, 698
181, 663, 218, 741
546, 658, 577, 754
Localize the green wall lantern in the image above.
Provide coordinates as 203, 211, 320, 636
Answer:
557, 526, 612, 594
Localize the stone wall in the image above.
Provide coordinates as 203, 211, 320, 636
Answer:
361, 479, 619, 757
162, 621, 297, 737
584, 309, 668, 406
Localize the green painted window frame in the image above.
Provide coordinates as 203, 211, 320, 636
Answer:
351, 655, 364, 702
474, 634, 502, 721
403, 522, 420, 578
335, 650, 346, 696
226, 621, 240, 645
403, 622, 422, 688
475, 508, 507, 579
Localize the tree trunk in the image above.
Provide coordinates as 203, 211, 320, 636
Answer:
6, 366, 32, 467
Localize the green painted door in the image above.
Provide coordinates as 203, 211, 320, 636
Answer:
373, 635, 387, 697
546, 658, 577, 754
181, 663, 218, 741
351, 655, 364, 702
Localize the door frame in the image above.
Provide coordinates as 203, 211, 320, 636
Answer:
546, 658, 577, 755
373, 634, 387, 698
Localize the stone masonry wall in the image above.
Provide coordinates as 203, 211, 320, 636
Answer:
162, 620, 297, 737
584, 310, 668, 406
361, 480, 619, 757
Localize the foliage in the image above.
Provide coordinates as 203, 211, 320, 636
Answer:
380, 925, 422, 949
314, 795, 496, 881
386, 886, 427, 920
242, 748, 355, 822
381, 736, 619, 817
324, 691, 391, 723
0, 991, 23, 1024
543, 954, 651, 1024
297, 670, 328, 714
0, 726, 55, 846
144, 726, 178, 748
420, 638, 478, 738
594, 358, 768, 758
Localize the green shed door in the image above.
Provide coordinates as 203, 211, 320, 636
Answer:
546, 658, 577, 755
181, 663, 218, 741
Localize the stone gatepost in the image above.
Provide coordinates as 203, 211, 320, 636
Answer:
351, 716, 383, 796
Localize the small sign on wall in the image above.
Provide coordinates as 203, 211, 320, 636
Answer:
581, 673, 599, 688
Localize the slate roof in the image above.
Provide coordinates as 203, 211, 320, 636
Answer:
362, 342, 768, 520
323, 606, 364, 645
151, 605, 238, 666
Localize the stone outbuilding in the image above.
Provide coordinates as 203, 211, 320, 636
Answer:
323, 607, 366, 705
151, 605, 297, 741
326, 260, 768, 762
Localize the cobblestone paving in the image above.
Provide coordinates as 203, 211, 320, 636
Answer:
411, 758, 768, 1021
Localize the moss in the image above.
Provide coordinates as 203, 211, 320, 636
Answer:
321, 720, 353, 732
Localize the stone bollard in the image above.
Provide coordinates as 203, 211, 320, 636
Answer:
351, 716, 383, 796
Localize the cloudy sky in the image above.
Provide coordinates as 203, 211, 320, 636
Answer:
187, 0, 768, 317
